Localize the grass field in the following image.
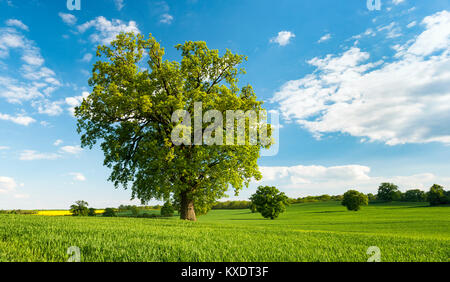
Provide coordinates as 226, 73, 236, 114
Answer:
0, 201, 448, 262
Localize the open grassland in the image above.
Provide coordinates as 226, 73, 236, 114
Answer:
0, 202, 448, 262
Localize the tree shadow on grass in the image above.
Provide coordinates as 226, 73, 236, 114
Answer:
310, 211, 346, 214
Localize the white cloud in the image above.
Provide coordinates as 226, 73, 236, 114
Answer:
318, 33, 331, 43
0, 113, 35, 126
58, 13, 77, 26
407, 21, 417, 28
54, 139, 63, 146
258, 164, 450, 197
114, 0, 124, 11
0, 176, 17, 193
0, 176, 27, 199
65, 91, 89, 116
407, 11, 450, 56
160, 13, 174, 24
32, 100, 64, 116
5, 19, 28, 31
270, 31, 295, 46
272, 10, 450, 145
260, 165, 371, 184
0, 25, 60, 104
377, 22, 402, 38
69, 172, 86, 181
59, 145, 83, 155
0, 146, 10, 150
392, 0, 405, 5
81, 53, 93, 62
19, 150, 61, 161
77, 16, 140, 45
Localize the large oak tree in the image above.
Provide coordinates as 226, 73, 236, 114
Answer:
75, 33, 271, 221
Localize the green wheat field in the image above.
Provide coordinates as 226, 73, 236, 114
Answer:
0, 201, 448, 262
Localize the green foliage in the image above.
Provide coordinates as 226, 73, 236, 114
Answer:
161, 202, 175, 217
250, 203, 257, 213
377, 183, 401, 202
212, 201, 251, 210
250, 186, 289, 219
130, 206, 140, 217
103, 208, 117, 217
427, 184, 448, 206
88, 208, 96, 217
75, 32, 271, 220
289, 194, 342, 204
70, 201, 89, 216
342, 190, 368, 211
403, 189, 427, 202
367, 193, 377, 202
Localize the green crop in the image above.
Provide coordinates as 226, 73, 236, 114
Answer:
0, 202, 448, 262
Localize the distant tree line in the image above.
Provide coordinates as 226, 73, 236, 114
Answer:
2, 183, 447, 217
371, 183, 449, 205
288, 194, 343, 204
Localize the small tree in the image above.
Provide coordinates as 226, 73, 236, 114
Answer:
377, 183, 401, 202
88, 208, 96, 216
342, 190, 368, 211
250, 186, 289, 219
70, 200, 89, 216
161, 201, 175, 217
103, 208, 117, 217
427, 184, 447, 206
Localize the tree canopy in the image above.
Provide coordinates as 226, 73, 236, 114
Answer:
70, 200, 89, 216
250, 186, 289, 219
377, 182, 401, 202
341, 190, 368, 211
76, 33, 271, 221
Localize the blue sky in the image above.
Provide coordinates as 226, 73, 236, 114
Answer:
0, 0, 449, 209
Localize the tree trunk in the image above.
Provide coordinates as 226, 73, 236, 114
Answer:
180, 191, 197, 221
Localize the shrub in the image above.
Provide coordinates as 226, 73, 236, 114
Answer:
250, 186, 289, 220
130, 206, 139, 217
103, 208, 117, 217
161, 202, 175, 217
342, 190, 368, 211
88, 208, 96, 216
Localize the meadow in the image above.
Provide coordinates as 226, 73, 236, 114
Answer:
0, 201, 448, 262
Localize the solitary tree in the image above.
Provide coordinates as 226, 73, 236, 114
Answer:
75, 33, 271, 221
377, 183, 401, 202
250, 186, 289, 219
342, 190, 368, 211
70, 200, 89, 216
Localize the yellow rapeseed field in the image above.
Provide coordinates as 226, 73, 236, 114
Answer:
36, 210, 105, 216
